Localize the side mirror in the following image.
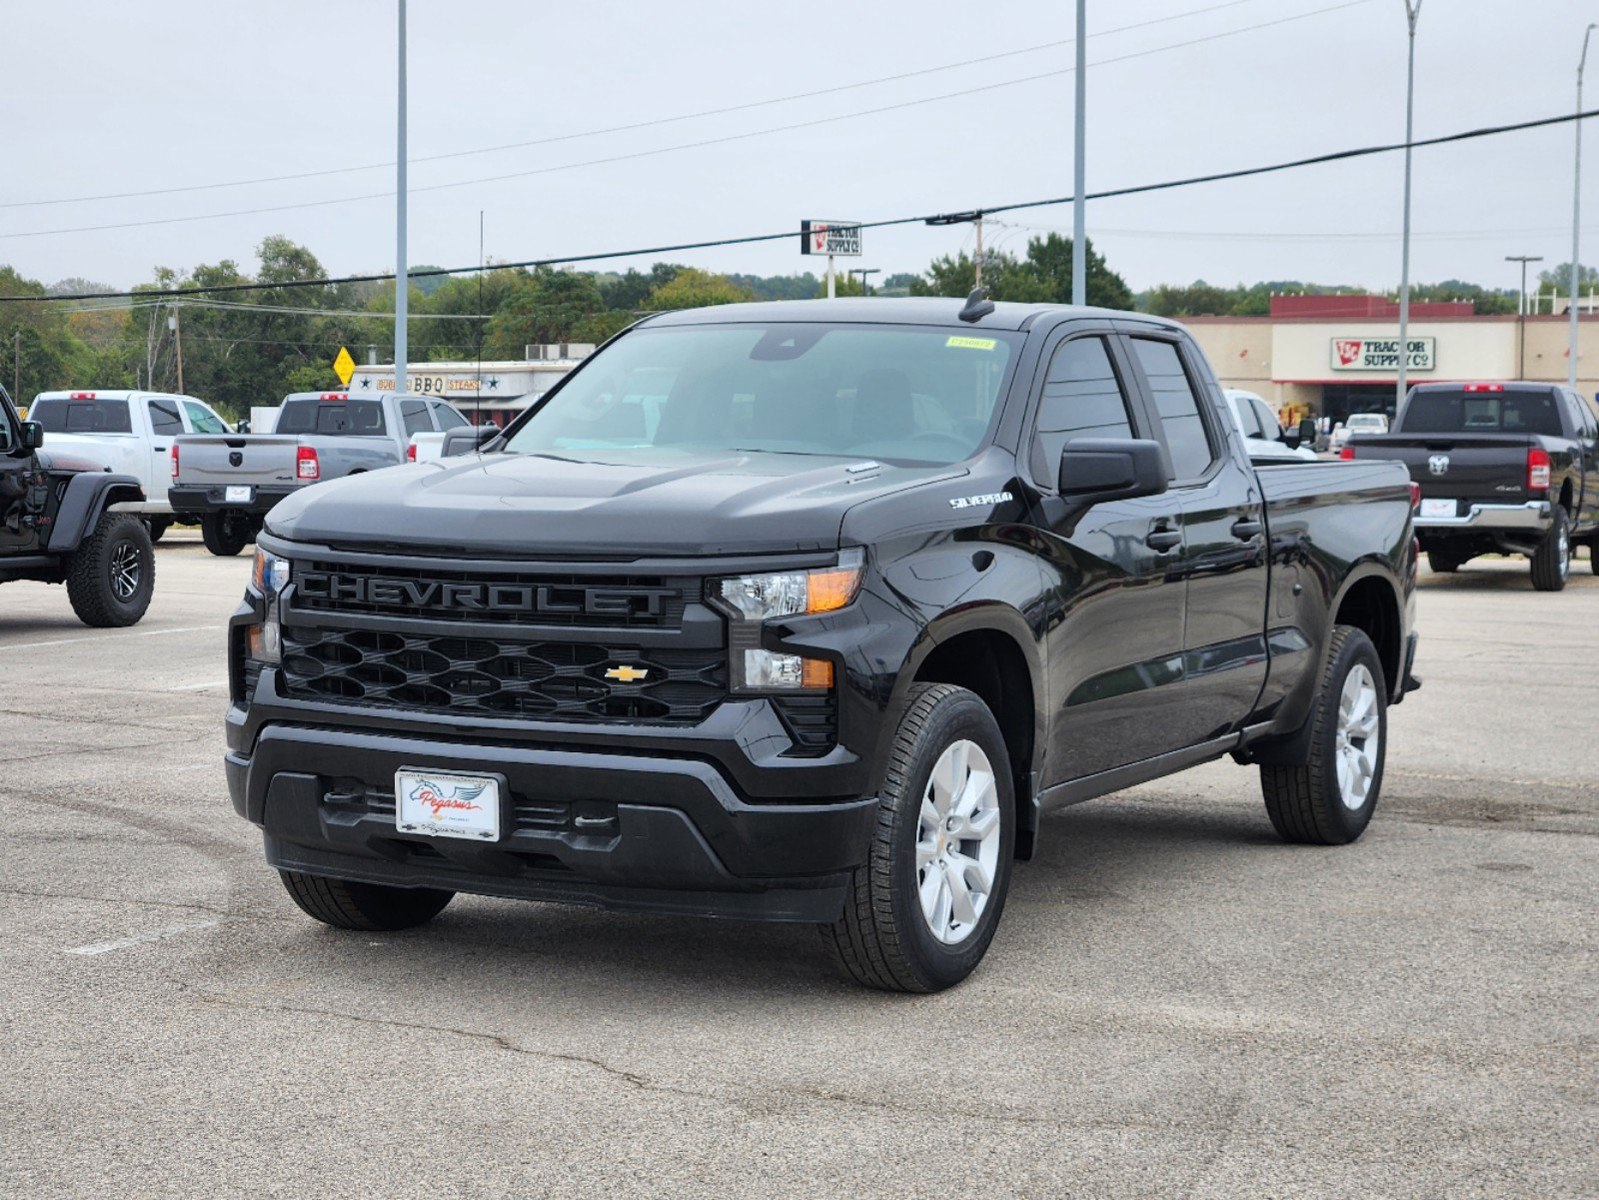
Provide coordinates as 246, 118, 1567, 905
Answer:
237, 419, 251, 434
441, 425, 499, 457
1284, 417, 1316, 449
1058, 438, 1168, 503
19, 421, 43, 450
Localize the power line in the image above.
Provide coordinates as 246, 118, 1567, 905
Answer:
51, 296, 490, 320
0, 0, 1372, 241
0, 0, 1271, 212
8, 106, 1595, 306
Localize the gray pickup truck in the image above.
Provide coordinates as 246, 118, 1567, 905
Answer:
170, 391, 468, 555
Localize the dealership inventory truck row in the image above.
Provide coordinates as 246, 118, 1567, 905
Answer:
225, 297, 1419, 991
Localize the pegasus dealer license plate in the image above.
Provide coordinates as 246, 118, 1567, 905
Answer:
1418, 499, 1455, 519
395, 769, 501, 841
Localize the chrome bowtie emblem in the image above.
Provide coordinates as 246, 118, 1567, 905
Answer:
1428, 454, 1450, 476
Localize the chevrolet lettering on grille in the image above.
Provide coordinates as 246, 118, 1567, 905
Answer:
295, 571, 678, 619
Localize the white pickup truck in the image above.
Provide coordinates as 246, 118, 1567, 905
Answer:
26, 390, 234, 538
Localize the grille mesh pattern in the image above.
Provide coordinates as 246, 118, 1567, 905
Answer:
280, 626, 726, 723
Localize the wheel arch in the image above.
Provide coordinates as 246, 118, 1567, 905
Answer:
45, 473, 145, 553
1328, 564, 1404, 700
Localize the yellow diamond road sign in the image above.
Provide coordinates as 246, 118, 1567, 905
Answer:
333, 346, 355, 387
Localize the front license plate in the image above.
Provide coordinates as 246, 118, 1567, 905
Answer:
395, 769, 501, 841
1419, 498, 1456, 519
224, 485, 253, 504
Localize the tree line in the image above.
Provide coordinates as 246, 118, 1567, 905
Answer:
0, 233, 1573, 422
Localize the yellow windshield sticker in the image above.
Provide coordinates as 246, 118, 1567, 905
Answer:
945, 335, 997, 350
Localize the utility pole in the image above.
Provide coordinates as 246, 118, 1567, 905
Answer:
1571, 24, 1597, 389
1072, 0, 1087, 305
1508, 255, 1543, 379
1397, 0, 1422, 408
168, 308, 185, 394
394, 0, 409, 398
850, 268, 881, 295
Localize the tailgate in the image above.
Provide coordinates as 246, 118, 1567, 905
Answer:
1351, 434, 1537, 502
175, 435, 299, 487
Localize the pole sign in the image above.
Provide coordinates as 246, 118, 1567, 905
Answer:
801, 220, 862, 257
1330, 336, 1436, 372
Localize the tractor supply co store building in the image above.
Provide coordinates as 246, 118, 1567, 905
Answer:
1185, 295, 1599, 426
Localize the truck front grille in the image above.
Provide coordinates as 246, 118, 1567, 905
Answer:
279, 626, 726, 724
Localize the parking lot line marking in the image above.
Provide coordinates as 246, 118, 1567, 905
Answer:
4, 624, 221, 652
168, 680, 228, 691
64, 918, 221, 957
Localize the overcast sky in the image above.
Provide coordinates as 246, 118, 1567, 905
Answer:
2, 0, 1595, 296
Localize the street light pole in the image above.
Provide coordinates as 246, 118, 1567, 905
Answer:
394, 0, 409, 398
1396, 0, 1422, 409
1508, 255, 1543, 379
850, 268, 881, 295
1072, 0, 1087, 306
1570, 24, 1597, 390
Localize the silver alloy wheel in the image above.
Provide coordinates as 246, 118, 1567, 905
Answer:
1558, 524, 1571, 580
915, 739, 1002, 945
110, 540, 141, 601
1333, 663, 1381, 811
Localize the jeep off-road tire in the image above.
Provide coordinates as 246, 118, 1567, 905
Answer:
200, 510, 252, 557
65, 513, 155, 628
821, 683, 1015, 993
1530, 507, 1571, 592
278, 870, 454, 932
1259, 626, 1386, 845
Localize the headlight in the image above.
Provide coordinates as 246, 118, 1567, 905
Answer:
247, 547, 289, 664
713, 550, 863, 693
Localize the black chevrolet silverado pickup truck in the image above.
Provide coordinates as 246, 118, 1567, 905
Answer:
1344, 381, 1599, 589
225, 297, 1419, 991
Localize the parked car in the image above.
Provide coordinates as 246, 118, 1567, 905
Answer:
1331, 411, 1390, 450
225, 296, 1419, 991
1224, 389, 1317, 461
0, 384, 156, 626
170, 391, 470, 555
25, 389, 233, 540
1343, 381, 1599, 589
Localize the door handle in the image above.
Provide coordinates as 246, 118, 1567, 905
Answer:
1145, 527, 1182, 552
154, 445, 166, 451
1230, 517, 1264, 540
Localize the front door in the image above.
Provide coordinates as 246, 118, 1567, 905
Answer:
1027, 330, 1192, 785
146, 397, 185, 506
0, 393, 41, 552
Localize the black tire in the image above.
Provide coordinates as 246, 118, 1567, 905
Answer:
1259, 626, 1387, 845
200, 510, 252, 557
1426, 550, 1461, 574
144, 517, 171, 543
1530, 507, 1571, 592
65, 513, 155, 628
1591, 539, 1599, 576
821, 683, 1016, 993
278, 870, 454, 932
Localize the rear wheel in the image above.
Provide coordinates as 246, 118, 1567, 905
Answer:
66, 513, 155, 628
821, 684, 1015, 993
144, 517, 171, 543
1259, 626, 1386, 845
200, 510, 252, 557
1426, 550, 1462, 574
278, 870, 454, 931
1530, 508, 1571, 592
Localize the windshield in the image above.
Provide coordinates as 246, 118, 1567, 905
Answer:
275, 397, 387, 436
30, 397, 132, 434
1400, 390, 1561, 436
501, 323, 1019, 465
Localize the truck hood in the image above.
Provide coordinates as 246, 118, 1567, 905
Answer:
265, 449, 965, 558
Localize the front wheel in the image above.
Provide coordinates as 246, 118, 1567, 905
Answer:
66, 513, 155, 628
1530, 508, 1570, 592
1259, 626, 1386, 845
200, 510, 252, 557
821, 684, 1015, 993
278, 870, 454, 931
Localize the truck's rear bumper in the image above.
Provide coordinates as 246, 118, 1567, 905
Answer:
227, 723, 877, 923
170, 485, 298, 515
1414, 500, 1550, 532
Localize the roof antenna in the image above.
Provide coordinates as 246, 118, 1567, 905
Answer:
958, 286, 995, 323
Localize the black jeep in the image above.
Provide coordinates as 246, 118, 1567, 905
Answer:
1, 382, 155, 626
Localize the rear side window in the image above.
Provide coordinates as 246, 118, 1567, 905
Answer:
1130, 338, 1214, 480
400, 400, 432, 436
1400, 390, 1563, 436
31, 398, 134, 434
1232, 397, 1265, 439
1032, 337, 1135, 480
148, 399, 183, 435
276, 398, 387, 435
182, 401, 227, 434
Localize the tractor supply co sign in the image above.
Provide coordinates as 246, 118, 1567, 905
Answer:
1330, 336, 1436, 372
801, 220, 862, 256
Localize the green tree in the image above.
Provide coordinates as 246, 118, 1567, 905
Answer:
599, 263, 682, 311
482, 268, 610, 357
1017, 233, 1134, 309
642, 268, 756, 311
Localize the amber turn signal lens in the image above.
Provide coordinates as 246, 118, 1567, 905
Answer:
805, 566, 862, 614
801, 658, 834, 689
246, 624, 266, 659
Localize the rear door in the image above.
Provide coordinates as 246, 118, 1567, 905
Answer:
145, 396, 185, 503
1025, 326, 1192, 784
1122, 330, 1270, 743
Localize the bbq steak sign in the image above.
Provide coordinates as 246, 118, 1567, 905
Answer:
1329, 336, 1436, 372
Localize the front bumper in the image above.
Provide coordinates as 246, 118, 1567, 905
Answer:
1413, 500, 1551, 532
170, 484, 298, 515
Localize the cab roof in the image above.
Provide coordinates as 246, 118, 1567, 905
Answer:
638, 296, 1176, 332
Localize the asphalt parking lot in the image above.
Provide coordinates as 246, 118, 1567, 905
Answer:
2, 532, 1594, 1198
